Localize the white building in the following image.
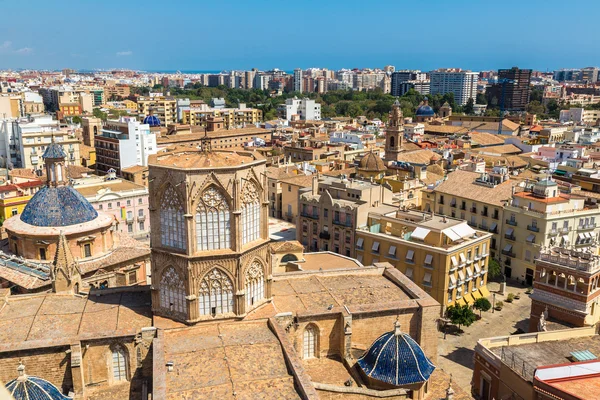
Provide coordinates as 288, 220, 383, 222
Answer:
429, 69, 478, 105
279, 97, 321, 121
329, 131, 365, 149
404, 123, 425, 140
559, 108, 600, 125
294, 68, 303, 92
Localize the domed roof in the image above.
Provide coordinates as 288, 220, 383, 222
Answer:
416, 104, 435, 117
5, 364, 71, 400
358, 151, 386, 172
357, 322, 435, 387
20, 186, 98, 227
143, 114, 161, 127
42, 140, 66, 159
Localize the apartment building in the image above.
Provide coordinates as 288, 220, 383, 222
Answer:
156, 123, 271, 151
181, 103, 263, 129
81, 117, 103, 146
0, 179, 44, 223
296, 175, 394, 255
529, 246, 600, 331
486, 67, 532, 111
559, 107, 600, 125
425, 168, 516, 261
390, 70, 429, 96
278, 97, 321, 121
356, 210, 491, 309
281, 175, 315, 223
265, 165, 300, 219
104, 85, 131, 99
429, 68, 478, 105
95, 117, 157, 175
502, 178, 600, 285
137, 96, 177, 126
38, 86, 102, 113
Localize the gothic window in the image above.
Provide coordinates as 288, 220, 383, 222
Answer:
159, 267, 186, 315
199, 269, 234, 316
303, 325, 318, 359
111, 346, 127, 382
196, 187, 231, 251
389, 135, 395, 149
160, 185, 186, 250
241, 181, 260, 245
245, 261, 265, 308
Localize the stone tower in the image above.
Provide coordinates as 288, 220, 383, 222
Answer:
51, 232, 82, 294
384, 99, 404, 162
149, 147, 272, 324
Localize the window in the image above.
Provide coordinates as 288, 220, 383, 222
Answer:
127, 200, 131, 206
84, 243, 92, 258
39, 248, 46, 260
199, 269, 234, 316
196, 187, 231, 251
138, 198, 142, 204
139, 221, 144, 231
11, 208, 17, 216
99, 204, 103, 210
423, 272, 432, 286
303, 325, 317, 359
245, 261, 265, 308
160, 185, 186, 250
405, 250, 414, 262
372, 241, 380, 253
112, 347, 127, 381
117, 202, 120, 207
424, 254, 433, 267
241, 181, 260, 245
159, 267, 186, 314
324, 209, 328, 218
138, 209, 144, 217
128, 271, 137, 284
108, 203, 112, 209
127, 224, 133, 233
388, 246, 397, 258
127, 211, 133, 219
356, 238, 364, 250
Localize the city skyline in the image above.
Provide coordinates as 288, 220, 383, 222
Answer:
1, 0, 599, 71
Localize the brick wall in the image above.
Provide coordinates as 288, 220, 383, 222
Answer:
0, 347, 72, 393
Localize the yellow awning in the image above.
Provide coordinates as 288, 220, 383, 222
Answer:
456, 297, 467, 306
463, 293, 474, 304
472, 290, 483, 300
479, 286, 491, 298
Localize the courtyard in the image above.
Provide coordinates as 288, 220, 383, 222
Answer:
436, 280, 533, 394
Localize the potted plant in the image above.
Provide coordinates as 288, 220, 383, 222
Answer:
525, 287, 533, 295
495, 301, 504, 311
506, 293, 515, 303
515, 292, 521, 300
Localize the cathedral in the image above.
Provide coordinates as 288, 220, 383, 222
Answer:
0, 142, 466, 400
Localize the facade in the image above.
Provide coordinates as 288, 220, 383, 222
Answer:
265, 165, 300, 219
486, 67, 532, 111
559, 107, 600, 124
280, 174, 314, 223
156, 124, 271, 151
137, 96, 177, 126
0, 179, 44, 224
297, 175, 394, 255
293, 68, 303, 92
81, 116, 102, 146
503, 179, 600, 284
181, 103, 263, 129
356, 210, 491, 309
384, 99, 404, 162
529, 246, 600, 331
278, 97, 321, 121
94, 117, 157, 175
429, 68, 478, 105
391, 70, 429, 96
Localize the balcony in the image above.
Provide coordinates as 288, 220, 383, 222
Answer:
470, 207, 477, 214
450, 203, 456, 208
506, 219, 517, 226
468, 221, 477, 227
460, 205, 466, 211
319, 232, 331, 240
578, 224, 597, 231
333, 219, 352, 227
489, 226, 498, 234
301, 212, 319, 219
502, 250, 516, 258
559, 227, 570, 234
126, 216, 134, 223
481, 210, 488, 217
137, 215, 146, 222
527, 225, 540, 232
478, 224, 488, 230
505, 234, 516, 241
492, 213, 499, 220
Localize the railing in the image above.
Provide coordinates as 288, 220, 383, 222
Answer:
470, 207, 477, 213
537, 252, 600, 272
481, 210, 488, 217
578, 223, 597, 230
502, 250, 516, 258
460, 205, 466, 211
333, 219, 352, 227
450, 203, 456, 208
505, 234, 516, 241
137, 215, 146, 222
319, 232, 330, 240
301, 212, 319, 219
559, 227, 570, 233
489, 226, 498, 234
527, 225, 540, 232
506, 219, 517, 226
492, 213, 499, 220
501, 347, 537, 382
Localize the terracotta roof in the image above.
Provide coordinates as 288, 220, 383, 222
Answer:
150, 149, 264, 169
74, 180, 147, 197
265, 166, 299, 180
474, 144, 522, 155
395, 149, 441, 165
79, 144, 94, 159
121, 165, 148, 174
157, 127, 270, 144
279, 175, 314, 188
434, 170, 516, 207
468, 131, 506, 146
270, 240, 304, 253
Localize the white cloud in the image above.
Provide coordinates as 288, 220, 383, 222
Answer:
116, 50, 132, 56
15, 47, 33, 55
0, 41, 11, 50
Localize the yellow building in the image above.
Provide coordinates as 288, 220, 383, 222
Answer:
280, 174, 315, 223
137, 96, 177, 126
0, 180, 44, 224
355, 209, 491, 310
182, 104, 263, 129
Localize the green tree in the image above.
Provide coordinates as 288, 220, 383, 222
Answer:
446, 305, 477, 331
473, 297, 492, 317
476, 93, 488, 105
530, 87, 543, 103
484, 108, 500, 117
488, 258, 502, 279
92, 108, 108, 121
464, 98, 475, 115
71, 116, 83, 125
546, 100, 563, 119
527, 100, 545, 115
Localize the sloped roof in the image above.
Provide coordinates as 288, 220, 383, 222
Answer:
434, 170, 516, 207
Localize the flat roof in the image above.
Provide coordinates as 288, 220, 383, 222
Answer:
149, 149, 264, 169
293, 252, 363, 271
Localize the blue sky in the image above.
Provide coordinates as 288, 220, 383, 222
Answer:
1, 0, 598, 72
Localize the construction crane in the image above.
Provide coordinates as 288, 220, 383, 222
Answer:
496, 78, 515, 135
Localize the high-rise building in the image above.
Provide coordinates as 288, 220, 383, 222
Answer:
278, 97, 321, 121
429, 69, 478, 106
485, 67, 532, 111
581, 67, 600, 83
293, 68, 303, 92
244, 70, 256, 89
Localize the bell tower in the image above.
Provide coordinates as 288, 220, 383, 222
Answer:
43, 136, 68, 188
385, 99, 404, 162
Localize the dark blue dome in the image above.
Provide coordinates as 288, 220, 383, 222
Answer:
6, 374, 71, 400
42, 141, 66, 159
20, 186, 98, 227
143, 115, 161, 127
357, 323, 435, 386
416, 104, 435, 117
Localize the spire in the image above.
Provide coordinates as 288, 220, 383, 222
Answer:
51, 231, 81, 294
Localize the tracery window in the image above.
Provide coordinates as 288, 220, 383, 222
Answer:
159, 267, 186, 314
241, 181, 260, 245
196, 187, 231, 251
111, 346, 127, 381
303, 325, 317, 359
245, 261, 265, 308
160, 185, 186, 250
199, 269, 234, 316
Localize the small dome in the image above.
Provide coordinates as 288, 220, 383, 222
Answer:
416, 104, 435, 117
357, 322, 435, 386
5, 364, 71, 400
20, 186, 98, 227
358, 151, 386, 172
42, 140, 66, 159
143, 115, 161, 127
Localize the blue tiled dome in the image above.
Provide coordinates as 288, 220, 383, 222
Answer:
416, 104, 435, 117
42, 141, 66, 159
20, 186, 98, 227
6, 371, 71, 400
357, 323, 435, 386
143, 115, 161, 127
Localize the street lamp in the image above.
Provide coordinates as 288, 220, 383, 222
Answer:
492, 293, 496, 313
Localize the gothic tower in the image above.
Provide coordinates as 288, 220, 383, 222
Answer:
384, 99, 404, 162
51, 232, 81, 294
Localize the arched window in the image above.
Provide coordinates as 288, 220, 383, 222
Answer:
241, 181, 260, 245
199, 269, 234, 316
303, 325, 318, 359
281, 254, 298, 263
245, 261, 265, 308
159, 267, 186, 315
389, 136, 395, 149
111, 346, 127, 382
196, 187, 230, 251
160, 185, 186, 250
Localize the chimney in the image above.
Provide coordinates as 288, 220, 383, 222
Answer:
312, 174, 318, 196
